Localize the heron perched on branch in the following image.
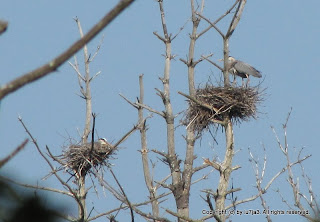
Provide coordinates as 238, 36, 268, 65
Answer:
228, 56, 262, 87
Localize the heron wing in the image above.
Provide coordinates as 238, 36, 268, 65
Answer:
229, 67, 247, 78
234, 61, 262, 78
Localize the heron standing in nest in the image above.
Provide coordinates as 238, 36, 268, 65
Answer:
91, 138, 112, 153
227, 56, 262, 87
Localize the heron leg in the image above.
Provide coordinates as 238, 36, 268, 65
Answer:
232, 74, 237, 87
241, 78, 245, 87
245, 75, 250, 88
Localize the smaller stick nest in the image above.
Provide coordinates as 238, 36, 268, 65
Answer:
183, 85, 263, 133
60, 141, 115, 177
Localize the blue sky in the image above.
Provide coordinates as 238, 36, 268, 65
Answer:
1, 1, 319, 221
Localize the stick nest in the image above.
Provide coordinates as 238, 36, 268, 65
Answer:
183, 85, 263, 133
60, 142, 115, 177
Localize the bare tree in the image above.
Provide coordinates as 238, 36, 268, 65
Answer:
2, 1, 319, 222
1, 16, 147, 222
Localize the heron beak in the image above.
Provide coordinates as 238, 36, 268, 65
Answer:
218, 58, 224, 62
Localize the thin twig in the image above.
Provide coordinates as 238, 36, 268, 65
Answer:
196, 13, 225, 39
0, 175, 73, 197
18, 117, 85, 221
112, 119, 147, 149
198, 0, 239, 39
90, 34, 105, 62
0, 139, 28, 168
226, 0, 245, 38
201, 56, 223, 71
110, 169, 134, 222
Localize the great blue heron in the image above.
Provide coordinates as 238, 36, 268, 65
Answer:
98, 138, 109, 146
79, 138, 112, 153
228, 56, 262, 87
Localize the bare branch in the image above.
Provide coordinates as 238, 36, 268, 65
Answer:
171, 18, 190, 41
154, 180, 172, 190
154, 173, 172, 190
271, 126, 286, 154
166, 208, 203, 222
192, 163, 210, 173
110, 169, 134, 222
197, 0, 239, 39
138, 74, 160, 216
119, 93, 139, 109
0, 175, 73, 197
112, 120, 146, 149
89, 71, 102, 82
191, 170, 213, 185
248, 147, 271, 222
158, 0, 170, 41
0, 139, 28, 168
89, 34, 105, 62
201, 56, 223, 71
226, 0, 246, 38
74, 18, 93, 144
266, 155, 311, 192
88, 192, 171, 221
153, 31, 166, 42
0, 20, 8, 35
193, 53, 213, 66
179, 58, 188, 65
130, 205, 171, 222
299, 155, 320, 216
202, 158, 221, 171
18, 117, 85, 221
68, 61, 85, 82
0, 0, 135, 100
120, 93, 164, 117
135, 102, 165, 117
196, 12, 225, 39
152, 149, 169, 159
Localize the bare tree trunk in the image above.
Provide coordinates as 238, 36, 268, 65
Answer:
76, 19, 92, 144
162, 32, 181, 210
138, 75, 159, 216
175, 0, 201, 218
78, 176, 87, 220
223, 38, 230, 87
71, 18, 97, 221
214, 2, 246, 221
215, 119, 234, 222
155, 1, 183, 220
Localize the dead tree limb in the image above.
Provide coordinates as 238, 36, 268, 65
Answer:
0, 139, 28, 168
0, 20, 8, 35
18, 117, 85, 221
138, 74, 160, 216
0, 0, 135, 100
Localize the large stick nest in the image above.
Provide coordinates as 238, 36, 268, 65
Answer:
183, 85, 263, 133
60, 141, 115, 177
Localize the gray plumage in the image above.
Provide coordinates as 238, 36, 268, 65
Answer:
91, 138, 112, 153
71, 138, 111, 153
228, 56, 262, 79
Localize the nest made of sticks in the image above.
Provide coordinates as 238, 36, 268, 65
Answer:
183, 85, 263, 133
60, 141, 115, 177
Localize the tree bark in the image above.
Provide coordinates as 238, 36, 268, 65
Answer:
139, 75, 160, 216
215, 118, 234, 222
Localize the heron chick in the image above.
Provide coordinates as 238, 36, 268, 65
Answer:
228, 56, 262, 87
